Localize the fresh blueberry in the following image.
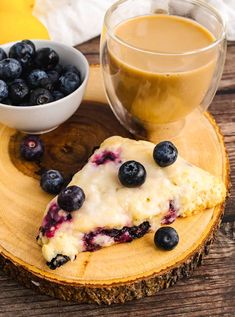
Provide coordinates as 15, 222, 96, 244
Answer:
63, 64, 80, 76
30, 88, 53, 105
27, 69, 48, 88
0, 58, 22, 81
20, 135, 44, 161
58, 71, 81, 95
34, 48, 59, 70
53, 63, 63, 75
47, 70, 59, 84
9, 41, 35, 68
153, 141, 178, 167
21, 40, 36, 55
40, 77, 54, 91
154, 226, 179, 251
9, 79, 29, 103
40, 170, 65, 194
52, 90, 64, 101
58, 185, 85, 212
47, 254, 70, 270
0, 80, 8, 101
0, 48, 7, 61
118, 160, 146, 187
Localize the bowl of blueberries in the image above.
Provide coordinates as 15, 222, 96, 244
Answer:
0, 39, 89, 133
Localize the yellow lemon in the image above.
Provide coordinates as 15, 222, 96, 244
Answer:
0, 12, 49, 44
25, 0, 35, 11
0, 0, 34, 12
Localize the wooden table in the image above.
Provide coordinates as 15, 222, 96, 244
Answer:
0, 37, 234, 317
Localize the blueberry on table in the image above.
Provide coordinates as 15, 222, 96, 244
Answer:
118, 160, 146, 187
63, 64, 80, 76
153, 141, 178, 167
27, 69, 48, 89
40, 170, 65, 195
52, 90, 64, 101
30, 88, 53, 105
154, 226, 179, 251
58, 185, 85, 212
0, 58, 22, 81
0, 48, 7, 62
9, 41, 35, 68
34, 48, 59, 70
0, 80, 8, 102
58, 71, 81, 95
9, 79, 29, 103
20, 135, 44, 161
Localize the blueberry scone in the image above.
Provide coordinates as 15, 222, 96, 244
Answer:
37, 136, 226, 269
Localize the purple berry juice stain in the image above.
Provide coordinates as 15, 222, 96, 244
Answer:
82, 221, 150, 251
92, 150, 122, 166
161, 200, 178, 225
41, 202, 72, 238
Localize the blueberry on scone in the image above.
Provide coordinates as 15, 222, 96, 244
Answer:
153, 141, 178, 167
58, 185, 85, 212
118, 160, 146, 187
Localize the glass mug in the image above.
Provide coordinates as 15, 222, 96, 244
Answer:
100, 0, 226, 139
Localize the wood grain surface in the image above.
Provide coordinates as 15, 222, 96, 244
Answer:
0, 37, 234, 316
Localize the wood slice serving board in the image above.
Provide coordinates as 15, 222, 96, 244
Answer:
0, 66, 229, 305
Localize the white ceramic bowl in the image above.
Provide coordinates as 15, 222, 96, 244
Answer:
0, 40, 89, 134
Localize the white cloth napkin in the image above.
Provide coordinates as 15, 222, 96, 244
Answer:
33, 0, 235, 46
33, 0, 116, 46
207, 0, 235, 40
